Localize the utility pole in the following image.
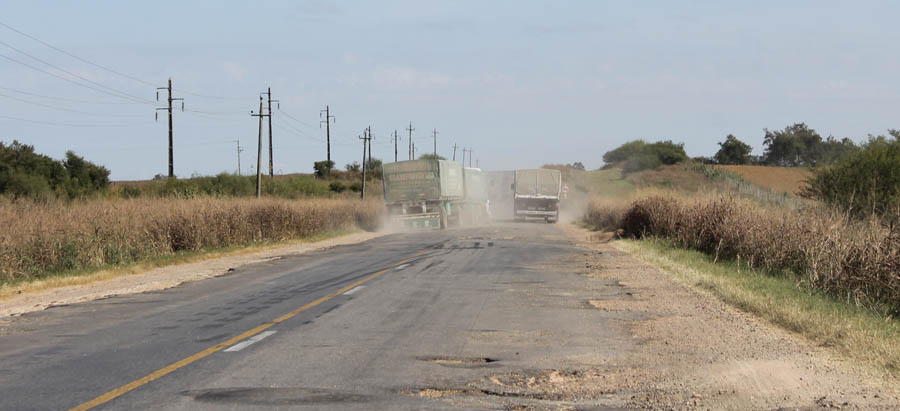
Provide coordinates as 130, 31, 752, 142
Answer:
392, 129, 400, 162
406, 122, 415, 160
156, 78, 183, 178
260, 88, 279, 179
367, 126, 373, 165
233, 140, 243, 176
469, 149, 474, 167
320, 105, 335, 163
461, 148, 467, 167
452, 143, 458, 161
432, 128, 438, 156
250, 97, 269, 198
359, 130, 370, 199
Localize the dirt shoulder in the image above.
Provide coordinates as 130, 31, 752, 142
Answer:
0, 231, 386, 318
556, 223, 898, 409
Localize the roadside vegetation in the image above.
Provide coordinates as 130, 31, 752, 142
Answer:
578, 124, 900, 378
0, 197, 383, 284
0, 142, 388, 287
617, 238, 900, 379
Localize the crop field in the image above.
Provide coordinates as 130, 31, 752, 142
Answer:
0, 197, 383, 283
715, 165, 812, 195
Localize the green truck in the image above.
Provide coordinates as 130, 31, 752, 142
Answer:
382, 159, 465, 229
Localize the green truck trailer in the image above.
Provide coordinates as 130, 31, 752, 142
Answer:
382, 159, 465, 229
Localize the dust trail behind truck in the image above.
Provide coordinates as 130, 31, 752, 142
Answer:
513, 168, 562, 223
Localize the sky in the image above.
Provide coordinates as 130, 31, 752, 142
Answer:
2, 1, 900, 180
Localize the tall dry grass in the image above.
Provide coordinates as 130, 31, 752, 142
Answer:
585, 193, 900, 315
0, 197, 383, 282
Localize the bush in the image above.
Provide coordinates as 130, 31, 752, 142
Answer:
0, 141, 109, 199
586, 194, 900, 315
603, 140, 687, 173
803, 131, 900, 216
313, 160, 335, 178
348, 182, 362, 192
329, 181, 346, 193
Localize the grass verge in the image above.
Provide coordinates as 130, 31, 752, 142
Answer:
615, 237, 900, 381
0, 228, 363, 301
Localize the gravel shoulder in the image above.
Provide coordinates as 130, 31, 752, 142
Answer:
0, 230, 386, 318
560, 223, 899, 409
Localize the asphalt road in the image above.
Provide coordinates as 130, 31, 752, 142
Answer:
0, 222, 637, 410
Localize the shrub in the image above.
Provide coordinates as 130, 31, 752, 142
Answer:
329, 181, 346, 193
603, 140, 687, 173
803, 131, 900, 216
313, 160, 335, 178
585, 194, 900, 315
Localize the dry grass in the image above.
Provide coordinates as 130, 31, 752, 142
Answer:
0, 197, 383, 283
716, 165, 811, 195
617, 239, 900, 379
584, 192, 900, 315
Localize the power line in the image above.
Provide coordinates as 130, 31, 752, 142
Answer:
0, 54, 153, 105
0, 85, 144, 105
0, 92, 144, 117
0, 20, 255, 103
0, 114, 151, 127
0, 19, 158, 88
278, 109, 316, 128
0, 40, 153, 104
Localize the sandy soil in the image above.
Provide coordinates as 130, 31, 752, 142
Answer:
555, 223, 898, 409
0, 231, 385, 318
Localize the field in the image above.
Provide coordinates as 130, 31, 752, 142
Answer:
715, 165, 812, 195
0, 197, 383, 284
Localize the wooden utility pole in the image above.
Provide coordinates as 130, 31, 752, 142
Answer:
320, 105, 335, 162
406, 122, 415, 160
461, 148, 467, 167
432, 128, 438, 156
359, 131, 370, 199
156, 78, 183, 178
392, 129, 399, 162
367, 126, 373, 165
452, 143, 458, 161
250, 97, 269, 198
233, 140, 243, 175
261, 88, 279, 178
469, 149, 474, 167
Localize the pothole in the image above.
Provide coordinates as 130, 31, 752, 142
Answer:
183, 387, 371, 405
418, 356, 500, 368
411, 387, 566, 401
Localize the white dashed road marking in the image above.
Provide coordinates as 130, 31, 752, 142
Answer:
223, 331, 276, 352
343, 285, 366, 295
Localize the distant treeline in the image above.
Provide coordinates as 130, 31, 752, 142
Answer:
600, 123, 900, 217
0, 140, 110, 199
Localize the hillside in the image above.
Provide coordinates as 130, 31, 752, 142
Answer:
715, 165, 811, 196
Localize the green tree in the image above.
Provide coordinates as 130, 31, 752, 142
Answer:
802, 130, 900, 216
345, 161, 361, 172
762, 123, 823, 166
603, 139, 687, 172
714, 134, 753, 165
313, 160, 335, 178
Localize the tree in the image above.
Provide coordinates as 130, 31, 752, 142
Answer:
714, 134, 752, 165
345, 161, 361, 172
762, 123, 823, 166
418, 153, 446, 161
602, 139, 688, 173
313, 160, 335, 178
570, 162, 585, 171
802, 130, 900, 216
365, 157, 383, 179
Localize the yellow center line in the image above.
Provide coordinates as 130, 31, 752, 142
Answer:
70, 250, 428, 411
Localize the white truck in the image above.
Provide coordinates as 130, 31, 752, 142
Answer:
512, 168, 562, 223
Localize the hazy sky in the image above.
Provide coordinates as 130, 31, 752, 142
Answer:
2, 1, 899, 180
